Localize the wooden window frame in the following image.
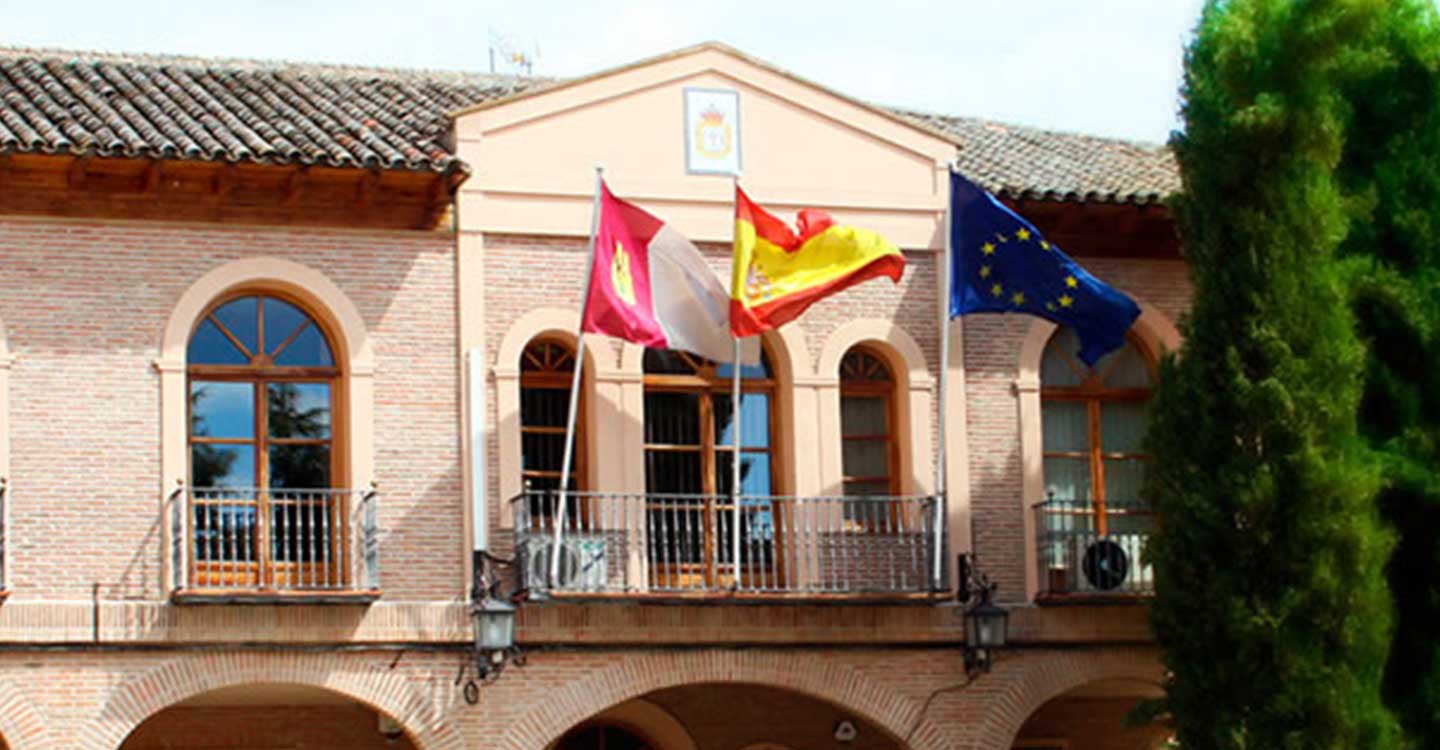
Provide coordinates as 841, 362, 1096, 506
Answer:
642, 346, 781, 587
185, 290, 345, 588
838, 346, 900, 498
1040, 333, 1154, 536
519, 337, 585, 493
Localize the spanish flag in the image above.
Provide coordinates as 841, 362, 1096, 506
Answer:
731, 187, 905, 336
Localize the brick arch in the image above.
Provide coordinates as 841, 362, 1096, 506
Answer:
495, 650, 956, 750
970, 648, 1163, 750
78, 652, 464, 750
0, 675, 57, 750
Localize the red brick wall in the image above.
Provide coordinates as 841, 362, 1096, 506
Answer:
0, 218, 460, 600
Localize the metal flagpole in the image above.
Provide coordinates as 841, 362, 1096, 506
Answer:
730, 174, 744, 591
933, 163, 954, 591
550, 165, 604, 588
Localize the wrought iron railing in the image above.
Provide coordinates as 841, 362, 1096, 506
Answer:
1034, 497, 1156, 597
511, 490, 944, 596
171, 487, 379, 594
0, 478, 7, 591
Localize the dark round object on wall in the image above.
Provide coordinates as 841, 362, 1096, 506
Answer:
1082, 539, 1130, 591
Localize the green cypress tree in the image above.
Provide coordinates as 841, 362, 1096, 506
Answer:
1333, 2, 1440, 745
1145, 1, 1398, 748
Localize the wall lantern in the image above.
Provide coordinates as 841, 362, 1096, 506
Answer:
957, 553, 1009, 676
461, 551, 526, 704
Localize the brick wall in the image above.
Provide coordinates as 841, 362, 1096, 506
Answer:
0, 217, 460, 601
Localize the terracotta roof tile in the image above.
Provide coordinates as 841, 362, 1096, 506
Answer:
0, 47, 1181, 202
0, 47, 535, 175
899, 110, 1180, 204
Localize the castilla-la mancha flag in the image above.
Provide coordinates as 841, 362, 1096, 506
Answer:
731, 187, 905, 336
582, 181, 758, 364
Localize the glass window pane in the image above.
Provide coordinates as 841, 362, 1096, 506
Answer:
1103, 343, 1152, 388
844, 481, 892, 497
190, 381, 254, 439
841, 396, 887, 436
521, 432, 567, 472
1100, 401, 1148, 454
716, 451, 772, 496
521, 387, 568, 429
715, 350, 771, 379
211, 297, 259, 355
267, 382, 331, 439
191, 444, 255, 488
842, 439, 889, 479
1041, 328, 1084, 386
1043, 456, 1091, 504
645, 392, 700, 445
1103, 458, 1147, 509
262, 297, 307, 354
187, 318, 248, 365
273, 324, 334, 367
269, 444, 330, 489
1042, 400, 1089, 452
643, 349, 699, 375
645, 450, 702, 494
713, 393, 771, 448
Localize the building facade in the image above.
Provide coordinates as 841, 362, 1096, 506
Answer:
0, 43, 1184, 750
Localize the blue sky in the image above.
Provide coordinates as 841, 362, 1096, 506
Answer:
0, 0, 1206, 143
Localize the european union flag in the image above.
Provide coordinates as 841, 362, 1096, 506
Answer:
949, 171, 1140, 365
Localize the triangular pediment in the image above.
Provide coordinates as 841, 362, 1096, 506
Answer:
454, 42, 956, 248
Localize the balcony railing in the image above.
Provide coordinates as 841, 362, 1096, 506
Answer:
171, 487, 379, 597
512, 490, 944, 598
0, 478, 7, 592
1034, 498, 1156, 597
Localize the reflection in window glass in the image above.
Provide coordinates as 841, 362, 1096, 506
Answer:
267, 382, 331, 439
190, 381, 254, 439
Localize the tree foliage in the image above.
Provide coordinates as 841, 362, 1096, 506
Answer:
1332, 2, 1440, 745
1146, 1, 1398, 747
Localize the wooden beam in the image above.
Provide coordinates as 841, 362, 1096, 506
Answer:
67, 156, 91, 189
211, 164, 236, 202
141, 160, 163, 196
354, 170, 380, 211
282, 166, 308, 207
416, 174, 451, 229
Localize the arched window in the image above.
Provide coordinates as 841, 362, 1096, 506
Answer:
839, 347, 897, 498
186, 292, 342, 588
1040, 327, 1153, 535
519, 338, 582, 492
643, 347, 776, 588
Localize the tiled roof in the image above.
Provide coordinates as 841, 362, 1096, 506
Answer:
900, 110, 1180, 205
0, 47, 1180, 202
0, 47, 534, 175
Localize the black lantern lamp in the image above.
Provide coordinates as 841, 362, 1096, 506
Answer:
957, 553, 1009, 675
461, 551, 526, 703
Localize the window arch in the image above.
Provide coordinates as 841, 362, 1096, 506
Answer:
838, 346, 897, 498
519, 337, 583, 493
1040, 327, 1154, 535
185, 291, 345, 589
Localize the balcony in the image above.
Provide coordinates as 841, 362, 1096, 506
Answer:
511, 490, 945, 600
170, 487, 380, 603
1034, 498, 1156, 600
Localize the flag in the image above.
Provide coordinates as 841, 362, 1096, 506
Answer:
731, 187, 905, 336
949, 171, 1140, 365
582, 181, 758, 364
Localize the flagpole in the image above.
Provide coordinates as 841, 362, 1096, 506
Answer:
933, 164, 954, 592
730, 174, 744, 591
551, 165, 604, 588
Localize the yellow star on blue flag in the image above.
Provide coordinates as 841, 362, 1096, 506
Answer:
948, 172, 1140, 365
